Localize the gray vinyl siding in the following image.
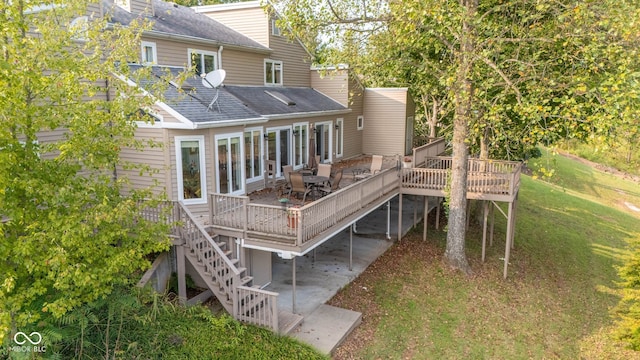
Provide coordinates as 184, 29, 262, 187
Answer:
269, 35, 311, 87
198, 7, 269, 47
220, 49, 265, 85
310, 70, 349, 107
118, 127, 168, 195
141, 36, 218, 68
343, 85, 364, 159
363, 88, 409, 156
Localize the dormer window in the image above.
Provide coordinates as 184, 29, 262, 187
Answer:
264, 59, 283, 86
189, 49, 217, 76
141, 41, 157, 64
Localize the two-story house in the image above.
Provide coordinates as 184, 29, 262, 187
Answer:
103, 0, 421, 332
108, 0, 415, 214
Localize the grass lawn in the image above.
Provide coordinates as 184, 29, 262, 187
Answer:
328, 151, 640, 359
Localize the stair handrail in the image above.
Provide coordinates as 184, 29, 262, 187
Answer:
176, 202, 241, 302
176, 202, 280, 332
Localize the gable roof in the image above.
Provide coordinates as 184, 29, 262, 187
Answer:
104, 0, 270, 53
129, 66, 349, 128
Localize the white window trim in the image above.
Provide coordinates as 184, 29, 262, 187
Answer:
244, 127, 264, 184
271, 18, 282, 36
214, 133, 246, 195
357, 115, 364, 130
292, 122, 309, 170
141, 41, 157, 65
314, 121, 333, 164
175, 135, 207, 205
264, 59, 283, 86
188, 49, 218, 76
335, 118, 343, 158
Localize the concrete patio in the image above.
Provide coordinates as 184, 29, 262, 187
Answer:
262, 194, 435, 354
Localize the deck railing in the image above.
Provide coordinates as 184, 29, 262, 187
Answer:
412, 138, 447, 166
401, 157, 522, 196
297, 167, 398, 246
209, 167, 399, 247
176, 202, 279, 331
137, 200, 181, 235
235, 286, 279, 332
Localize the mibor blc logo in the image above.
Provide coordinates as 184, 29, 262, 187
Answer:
10, 331, 46, 353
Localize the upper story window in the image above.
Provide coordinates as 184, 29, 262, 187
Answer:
271, 19, 282, 36
264, 59, 283, 86
357, 115, 364, 130
141, 41, 157, 64
189, 49, 217, 76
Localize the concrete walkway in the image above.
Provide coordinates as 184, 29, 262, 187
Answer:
264, 194, 432, 354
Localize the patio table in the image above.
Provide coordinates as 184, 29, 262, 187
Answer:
303, 175, 329, 199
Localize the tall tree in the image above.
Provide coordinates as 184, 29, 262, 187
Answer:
0, 0, 174, 343
273, 0, 637, 273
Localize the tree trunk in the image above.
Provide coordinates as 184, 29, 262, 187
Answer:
444, 0, 476, 275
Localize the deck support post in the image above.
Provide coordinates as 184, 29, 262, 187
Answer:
397, 193, 403, 241
176, 245, 187, 304
423, 196, 428, 241
489, 203, 495, 246
510, 195, 519, 249
481, 200, 489, 262
292, 256, 297, 313
466, 200, 472, 230
413, 196, 418, 229
386, 201, 391, 240
503, 201, 515, 279
349, 224, 353, 271
435, 197, 441, 230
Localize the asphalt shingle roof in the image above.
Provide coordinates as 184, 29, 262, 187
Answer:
104, 0, 269, 52
224, 86, 348, 116
131, 65, 263, 123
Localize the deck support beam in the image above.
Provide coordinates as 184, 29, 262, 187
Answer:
386, 201, 391, 240
397, 193, 403, 241
423, 196, 429, 241
481, 200, 489, 262
176, 245, 187, 304
503, 201, 514, 279
292, 256, 297, 313
349, 224, 353, 271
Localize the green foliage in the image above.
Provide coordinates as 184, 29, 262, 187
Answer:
20, 287, 327, 359
615, 244, 640, 350
274, 0, 639, 160
0, 1, 176, 343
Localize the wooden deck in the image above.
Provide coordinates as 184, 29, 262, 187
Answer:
206, 155, 522, 256
209, 167, 400, 255
400, 157, 522, 202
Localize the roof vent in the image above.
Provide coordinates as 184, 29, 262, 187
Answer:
265, 90, 296, 106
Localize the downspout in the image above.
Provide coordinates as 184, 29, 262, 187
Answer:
217, 45, 223, 69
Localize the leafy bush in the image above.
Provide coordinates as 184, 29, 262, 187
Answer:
8, 287, 326, 359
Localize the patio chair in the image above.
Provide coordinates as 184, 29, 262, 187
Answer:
318, 169, 343, 196
354, 155, 383, 180
316, 163, 332, 185
282, 165, 293, 191
287, 172, 312, 203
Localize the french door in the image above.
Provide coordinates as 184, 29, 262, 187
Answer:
266, 127, 292, 176
215, 133, 245, 195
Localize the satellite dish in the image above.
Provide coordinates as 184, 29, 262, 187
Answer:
201, 69, 226, 112
202, 69, 226, 88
